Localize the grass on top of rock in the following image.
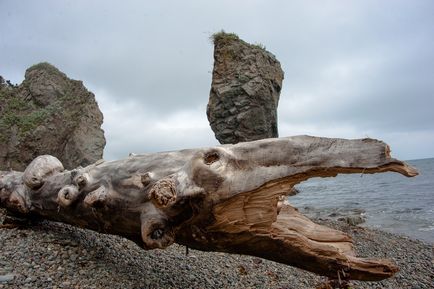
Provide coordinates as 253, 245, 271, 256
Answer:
211, 30, 267, 51
210, 30, 240, 44
252, 42, 266, 50
27, 62, 63, 76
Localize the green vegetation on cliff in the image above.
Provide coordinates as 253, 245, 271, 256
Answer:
0, 62, 105, 170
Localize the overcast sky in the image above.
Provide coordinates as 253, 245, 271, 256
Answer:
1, 0, 433, 161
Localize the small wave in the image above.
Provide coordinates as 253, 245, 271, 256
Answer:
392, 208, 423, 214
419, 225, 434, 232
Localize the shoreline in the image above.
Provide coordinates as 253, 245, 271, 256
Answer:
0, 209, 432, 289
296, 205, 434, 244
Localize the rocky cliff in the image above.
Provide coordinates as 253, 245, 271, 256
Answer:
207, 32, 284, 144
0, 62, 105, 170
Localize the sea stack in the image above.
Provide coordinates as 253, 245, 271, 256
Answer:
207, 31, 284, 144
0, 62, 105, 170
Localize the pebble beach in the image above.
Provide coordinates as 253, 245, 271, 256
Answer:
0, 209, 432, 289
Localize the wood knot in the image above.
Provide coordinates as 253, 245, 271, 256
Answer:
73, 173, 89, 189
83, 186, 107, 208
140, 216, 175, 249
8, 189, 29, 214
204, 151, 220, 165
141, 173, 152, 187
151, 228, 164, 240
23, 155, 64, 190
149, 178, 177, 208
57, 185, 80, 207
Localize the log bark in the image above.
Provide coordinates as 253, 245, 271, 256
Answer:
0, 135, 417, 281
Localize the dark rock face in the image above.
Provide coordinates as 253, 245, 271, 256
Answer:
0, 62, 105, 170
207, 32, 284, 144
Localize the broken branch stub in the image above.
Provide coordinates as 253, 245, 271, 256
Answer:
0, 135, 418, 281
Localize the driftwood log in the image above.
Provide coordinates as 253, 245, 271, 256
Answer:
0, 135, 417, 281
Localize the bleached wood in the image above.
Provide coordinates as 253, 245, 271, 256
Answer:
0, 135, 417, 281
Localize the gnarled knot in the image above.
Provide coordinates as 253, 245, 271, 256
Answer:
140, 172, 152, 186
141, 218, 175, 249
23, 155, 64, 190
149, 178, 177, 208
151, 228, 164, 240
74, 173, 89, 189
8, 189, 29, 214
57, 185, 80, 207
83, 186, 107, 208
204, 151, 220, 165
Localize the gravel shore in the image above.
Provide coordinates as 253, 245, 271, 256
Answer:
0, 209, 432, 289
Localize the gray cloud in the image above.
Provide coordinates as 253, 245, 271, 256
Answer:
1, 0, 433, 160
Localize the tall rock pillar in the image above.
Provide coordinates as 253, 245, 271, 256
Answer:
207, 32, 284, 144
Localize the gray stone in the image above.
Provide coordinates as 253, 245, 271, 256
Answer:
0, 62, 105, 170
338, 215, 366, 226
207, 32, 284, 144
0, 274, 15, 283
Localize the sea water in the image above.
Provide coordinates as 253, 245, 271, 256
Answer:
289, 158, 434, 243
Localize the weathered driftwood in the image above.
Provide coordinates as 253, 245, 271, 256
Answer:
0, 135, 417, 281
